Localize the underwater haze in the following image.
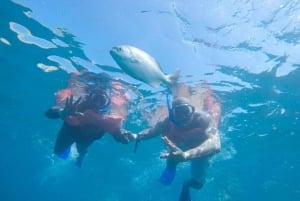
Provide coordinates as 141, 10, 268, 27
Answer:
1, 0, 300, 201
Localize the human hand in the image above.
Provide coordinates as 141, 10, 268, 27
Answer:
60, 95, 83, 119
121, 129, 138, 142
160, 136, 188, 163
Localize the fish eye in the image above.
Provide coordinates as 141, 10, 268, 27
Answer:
116, 47, 122, 52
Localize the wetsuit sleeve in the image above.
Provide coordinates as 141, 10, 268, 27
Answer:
64, 110, 123, 130
138, 118, 169, 140
70, 110, 133, 144
45, 87, 72, 120
45, 107, 62, 119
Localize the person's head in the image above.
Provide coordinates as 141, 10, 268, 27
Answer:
81, 72, 112, 92
171, 97, 195, 125
87, 89, 111, 113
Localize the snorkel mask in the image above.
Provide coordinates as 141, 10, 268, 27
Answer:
167, 95, 195, 127
172, 103, 195, 122
88, 90, 111, 113
80, 72, 112, 113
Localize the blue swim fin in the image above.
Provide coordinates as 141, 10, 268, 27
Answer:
57, 146, 71, 159
159, 167, 176, 185
159, 162, 177, 185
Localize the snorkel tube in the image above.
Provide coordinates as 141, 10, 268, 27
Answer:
158, 93, 178, 185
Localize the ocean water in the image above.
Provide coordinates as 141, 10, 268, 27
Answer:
1, 0, 300, 201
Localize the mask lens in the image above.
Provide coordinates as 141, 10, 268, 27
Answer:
91, 92, 110, 112
172, 104, 194, 119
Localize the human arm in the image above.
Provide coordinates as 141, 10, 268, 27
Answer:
181, 112, 221, 160
137, 119, 169, 140
45, 107, 62, 119
45, 96, 83, 120
183, 127, 221, 160
110, 128, 137, 144
160, 127, 221, 162
130, 119, 168, 152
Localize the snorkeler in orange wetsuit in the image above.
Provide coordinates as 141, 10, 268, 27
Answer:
45, 71, 135, 167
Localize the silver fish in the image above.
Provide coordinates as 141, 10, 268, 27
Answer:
110, 45, 179, 90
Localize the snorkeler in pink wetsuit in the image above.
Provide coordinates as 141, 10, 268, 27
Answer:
45, 71, 135, 167
136, 88, 221, 201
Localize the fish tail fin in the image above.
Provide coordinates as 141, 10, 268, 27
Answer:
166, 69, 180, 94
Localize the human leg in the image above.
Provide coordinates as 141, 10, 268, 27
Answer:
159, 158, 178, 185
75, 139, 93, 167
54, 123, 76, 158
178, 159, 209, 201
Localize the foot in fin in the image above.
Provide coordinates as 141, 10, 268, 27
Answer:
159, 167, 176, 185
159, 162, 177, 185
57, 146, 71, 159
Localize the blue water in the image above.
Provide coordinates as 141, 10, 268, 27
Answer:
1, 0, 300, 201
